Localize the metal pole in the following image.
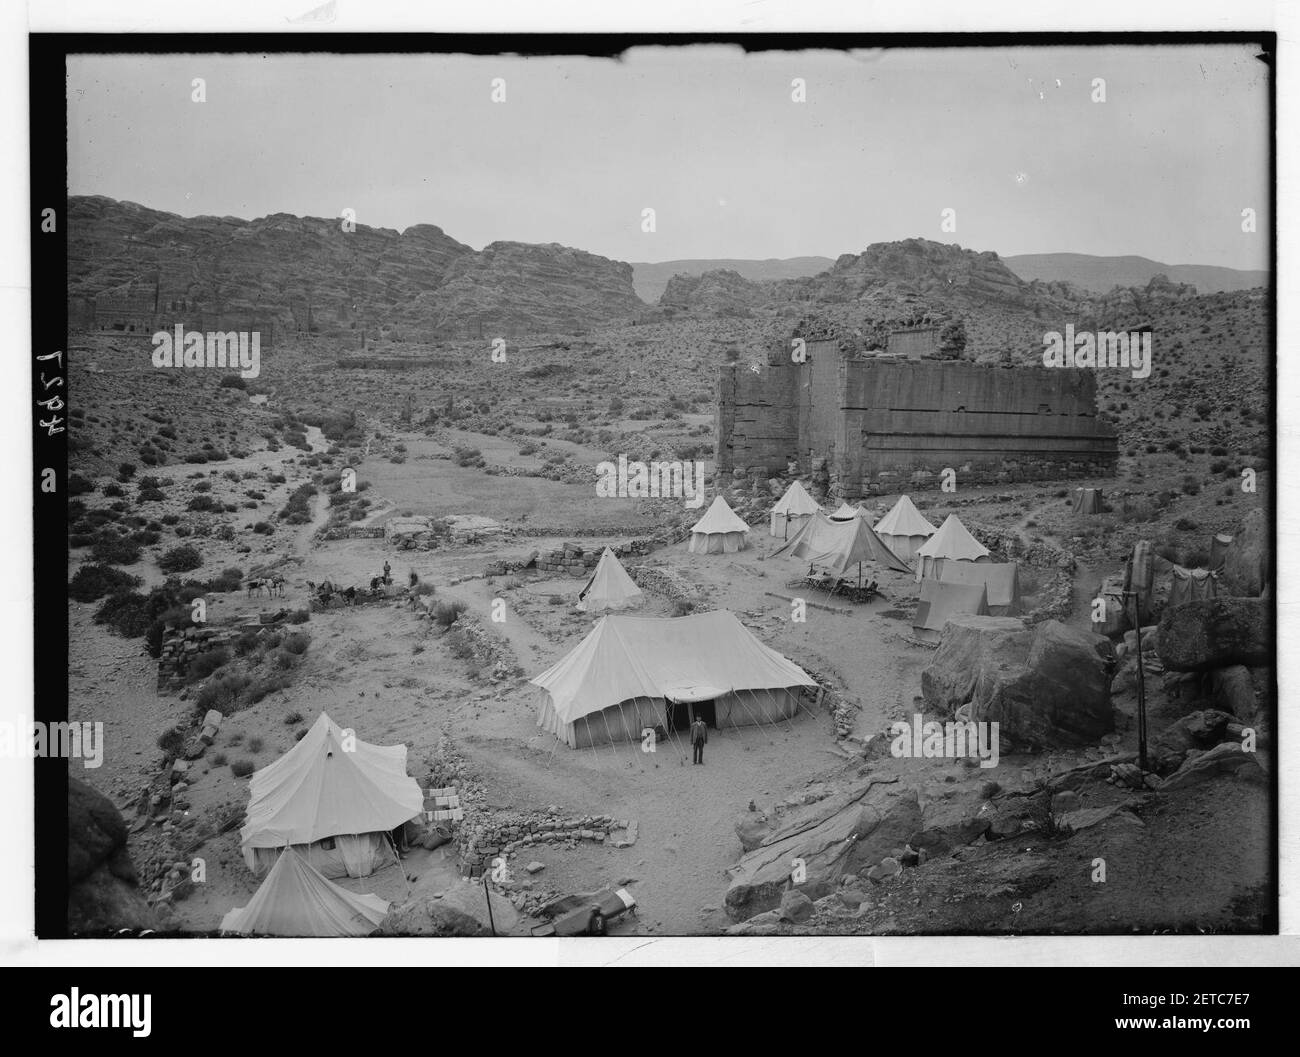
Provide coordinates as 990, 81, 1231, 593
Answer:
1127, 590, 1148, 774
482, 873, 496, 937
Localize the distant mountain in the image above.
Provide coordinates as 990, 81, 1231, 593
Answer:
1003, 253, 1268, 295
68, 196, 644, 339
630, 256, 834, 303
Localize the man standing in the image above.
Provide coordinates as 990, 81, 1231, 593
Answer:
690, 714, 708, 765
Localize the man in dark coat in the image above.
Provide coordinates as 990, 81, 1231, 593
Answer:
690, 715, 708, 765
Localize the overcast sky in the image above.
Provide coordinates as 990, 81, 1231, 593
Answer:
67, 44, 1270, 269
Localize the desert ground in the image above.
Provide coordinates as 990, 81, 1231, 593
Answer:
65, 311, 1272, 937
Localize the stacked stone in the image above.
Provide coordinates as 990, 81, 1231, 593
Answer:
156, 626, 239, 690
535, 541, 597, 577
457, 809, 637, 879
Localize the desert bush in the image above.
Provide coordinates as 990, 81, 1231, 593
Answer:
272, 648, 300, 670
284, 711, 303, 725
288, 609, 311, 624
187, 494, 220, 512
93, 592, 153, 638
282, 631, 311, 655
433, 600, 467, 627
230, 759, 255, 778
245, 673, 292, 704
671, 599, 695, 617
156, 726, 187, 756
196, 672, 252, 715
185, 648, 230, 683
159, 544, 203, 574
248, 736, 264, 753
253, 521, 274, 534
90, 534, 141, 565
70, 563, 142, 602
219, 374, 247, 389
68, 474, 94, 496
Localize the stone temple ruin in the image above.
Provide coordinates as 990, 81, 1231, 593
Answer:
716, 335, 1118, 497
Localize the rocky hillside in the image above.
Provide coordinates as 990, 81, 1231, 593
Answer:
68, 196, 644, 339
632, 255, 833, 303
1005, 252, 1269, 295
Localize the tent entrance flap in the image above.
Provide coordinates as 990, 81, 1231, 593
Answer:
692, 698, 718, 729
667, 700, 692, 732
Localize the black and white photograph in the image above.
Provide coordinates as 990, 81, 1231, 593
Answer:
8, 2, 1293, 986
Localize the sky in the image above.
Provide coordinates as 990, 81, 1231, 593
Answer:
66, 44, 1271, 269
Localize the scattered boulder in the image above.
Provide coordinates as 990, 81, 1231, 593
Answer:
1056, 803, 1144, 834
928, 618, 1114, 749
1151, 709, 1233, 770
1210, 665, 1262, 724
909, 794, 992, 855
1221, 509, 1267, 598
68, 778, 160, 935
724, 781, 920, 922
734, 812, 772, 853
380, 882, 525, 936
865, 857, 903, 884
779, 890, 814, 923
1159, 741, 1264, 791
1156, 598, 1269, 672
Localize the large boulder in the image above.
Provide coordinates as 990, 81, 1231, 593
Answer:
379, 881, 526, 937
1156, 598, 1270, 672
1222, 508, 1267, 598
909, 793, 993, 855
923, 618, 1114, 750
920, 616, 1030, 713
1210, 665, 1262, 724
68, 778, 160, 935
1159, 741, 1264, 791
724, 781, 920, 922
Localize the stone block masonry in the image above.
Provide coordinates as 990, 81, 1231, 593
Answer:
717, 340, 1117, 497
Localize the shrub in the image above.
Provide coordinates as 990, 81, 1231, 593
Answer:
70, 563, 142, 602
433, 600, 467, 627
284, 711, 303, 725
156, 727, 187, 756
159, 545, 203, 574
187, 494, 220, 512
245, 673, 292, 704
102, 483, 125, 498
90, 535, 142, 565
273, 649, 300, 670
219, 375, 247, 390
93, 592, 153, 637
211, 752, 228, 766
288, 609, 311, 624
282, 631, 311, 655
248, 736, 264, 753
185, 648, 230, 683
230, 759, 255, 778
196, 672, 251, 715
253, 521, 274, 534
68, 474, 94, 496
137, 487, 165, 503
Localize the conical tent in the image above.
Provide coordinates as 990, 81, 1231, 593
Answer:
689, 495, 751, 554
828, 502, 862, 521
771, 511, 911, 575
873, 495, 937, 565
912, 580, 989, 642
531, 610, 817, 748
577, 548, 645, 612
240, 713, 423, 878
938, 561, 1023, 616
770, 480, 822, 538
914, 514, 990, 581
221, 846, 389, 937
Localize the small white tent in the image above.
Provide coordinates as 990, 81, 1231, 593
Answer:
828, 501, 862, 521
770, 480, 822, 538
912, 580, 990, 642
771, 510, 912, 576
914, 514, 991, 581
689, 496, 751, 554
938, 561, 1023, 616
221, 847, 389, 937
240, 713, 423, 878
577, 547, 644, 612
531, 610, 817, 748
873, 495, 937, 566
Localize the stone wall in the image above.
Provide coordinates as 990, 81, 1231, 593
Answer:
717, 351, 1118, 495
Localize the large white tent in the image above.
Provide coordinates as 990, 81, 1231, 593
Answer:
771, 510, 911, 576
873, 495, 937, 566
914, 514, 991, 581
912, 580, 990, 642
770, 480, 822, 538
688, 495, 751, 554
938, 561, 1023, 616
221, 846, 389, 937
531, 610, 817, 748
240, 713, 424, 878
577, 547, 644, 613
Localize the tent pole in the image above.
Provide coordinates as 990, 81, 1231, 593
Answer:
657, 696, 688, 765
599, 709, 622, 761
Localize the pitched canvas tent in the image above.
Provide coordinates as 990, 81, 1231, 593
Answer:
576, 547, 644, 612
772, 510, 911, 576
531, 610, 817, 748
770, 480, 822, 538
914, 514, 991, 581
873, 495, 937, 566
240, 713, 424, 878
828, 501, 861, 521
221, 847, 389, 937
1072, 487, 1103, 515
912, 580, 989, 642
688, 495, 751, 554
938, 561, 1023, 616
